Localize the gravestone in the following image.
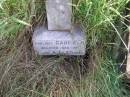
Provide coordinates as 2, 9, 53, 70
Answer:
32, 0, 86, 55
46, 0, 72, 30
33, 26, 86, 55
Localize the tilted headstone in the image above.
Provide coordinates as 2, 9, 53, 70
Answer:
32, 0, 86, 55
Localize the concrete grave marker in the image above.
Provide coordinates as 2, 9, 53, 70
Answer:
32, 0, 86, 55
33, 26, 86, 55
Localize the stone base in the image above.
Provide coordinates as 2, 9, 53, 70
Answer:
32, 25, 86, 55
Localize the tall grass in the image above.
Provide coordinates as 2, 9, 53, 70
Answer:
0, 0, 31, 39
0, 0, 130, 97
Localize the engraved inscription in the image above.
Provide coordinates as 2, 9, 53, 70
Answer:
33, 26, 86, 55
35, 40, 85, 55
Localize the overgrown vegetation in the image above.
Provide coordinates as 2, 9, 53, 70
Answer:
0, 0, 130, 97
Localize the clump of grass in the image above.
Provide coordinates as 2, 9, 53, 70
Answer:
0, 0, 130, 97
0, 0, 29, 39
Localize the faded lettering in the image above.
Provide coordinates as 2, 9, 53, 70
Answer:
35, 40, 85, 55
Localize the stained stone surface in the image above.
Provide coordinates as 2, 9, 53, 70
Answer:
46, 0, 72, 31
33, 25, 86, 55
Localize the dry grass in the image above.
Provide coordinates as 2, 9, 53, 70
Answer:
0, 28, 90, 97
0, 0, 130, 97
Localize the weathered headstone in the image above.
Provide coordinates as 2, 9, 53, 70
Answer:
33, 26, 86, 55
46, 0, 72, 30
32, 0, 86, 55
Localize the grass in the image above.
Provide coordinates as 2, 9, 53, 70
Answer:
0, 0, 130, 97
